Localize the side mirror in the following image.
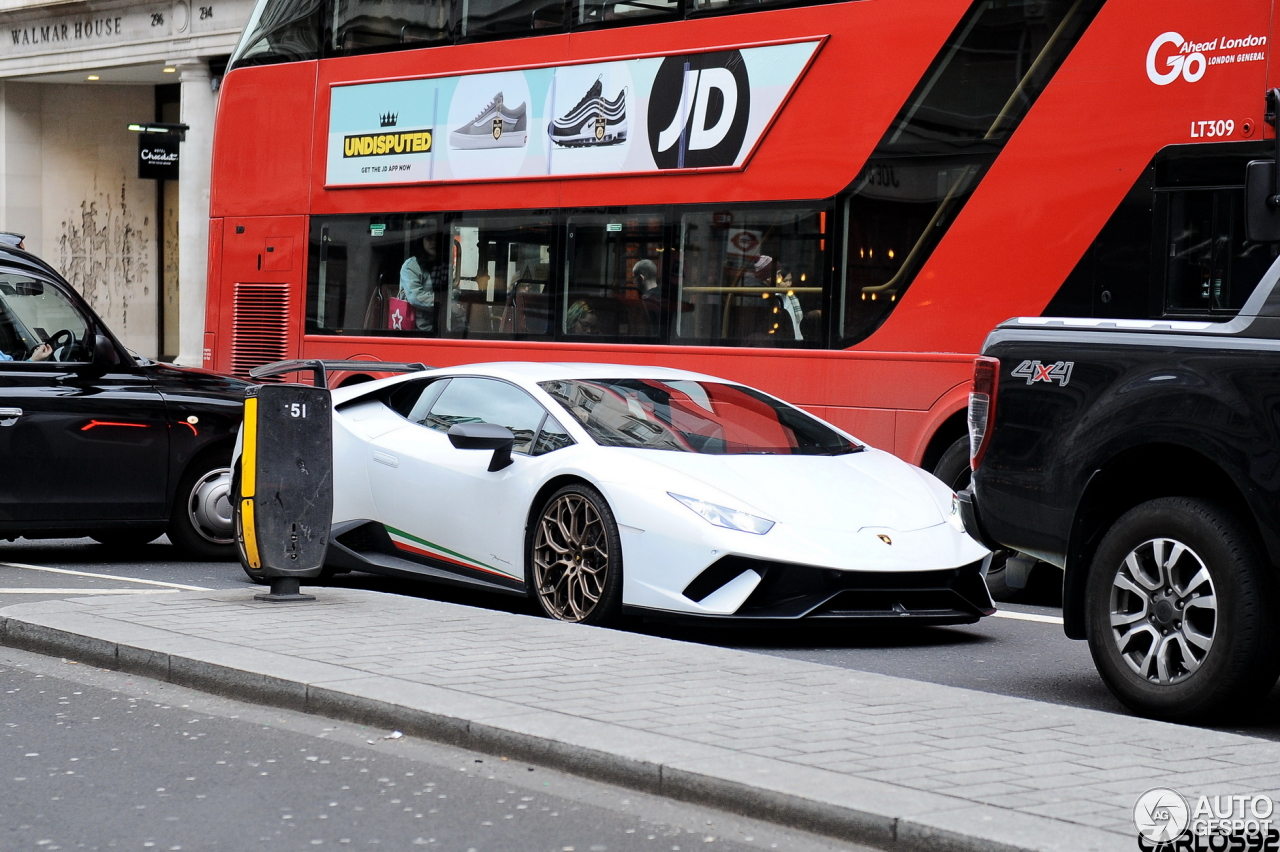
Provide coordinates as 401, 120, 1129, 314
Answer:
447, 423, 515, 471
1245, 160, 1280, 243
93, 333, 121, 366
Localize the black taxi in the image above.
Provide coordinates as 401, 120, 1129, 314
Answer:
0, 240, 248, 558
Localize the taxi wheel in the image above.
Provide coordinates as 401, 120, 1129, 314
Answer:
169, 453, 236, 561
529, 484, 623, 626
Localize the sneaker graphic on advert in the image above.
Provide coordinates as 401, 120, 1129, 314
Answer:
450, 92, 528, 149
549, 77, 627, 148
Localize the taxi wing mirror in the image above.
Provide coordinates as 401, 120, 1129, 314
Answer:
93, 333, 122, 366
447, 423, 515, 471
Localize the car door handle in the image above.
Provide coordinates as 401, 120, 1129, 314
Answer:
0, 407, 21, 426
373, 451, 399, 468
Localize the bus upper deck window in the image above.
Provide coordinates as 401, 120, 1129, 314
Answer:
459, 0, 565, 39
571, 0, 677, 27
332, 0, 452, 53
228, 0, 323, 70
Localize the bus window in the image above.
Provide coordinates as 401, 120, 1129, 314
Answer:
446, 214, 554, 339
676, 207, 826, 347
331, 0, 453, 52
563, 213, 666, 340
839, 157, 986, 343
572, 0, 678, 27
459, 0, 565, 39
229, 0, 323, 70
1164, 189, 1274, 317
306, 215, 445, 337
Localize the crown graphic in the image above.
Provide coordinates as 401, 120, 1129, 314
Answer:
380, 112, 398, 127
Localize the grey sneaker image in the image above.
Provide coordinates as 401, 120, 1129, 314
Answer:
450, 92, 528, 150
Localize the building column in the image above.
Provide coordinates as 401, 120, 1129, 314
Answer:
174, 58, 216, 367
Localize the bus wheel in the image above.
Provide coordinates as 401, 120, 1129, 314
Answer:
932, 435, 1018, 602
1085, 497, 1280, 721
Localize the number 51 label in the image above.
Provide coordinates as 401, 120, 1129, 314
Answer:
289, 403, 308, 418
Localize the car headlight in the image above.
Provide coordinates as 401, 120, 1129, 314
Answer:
669, 493, 775, 535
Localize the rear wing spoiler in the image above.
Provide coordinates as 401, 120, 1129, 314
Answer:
249, 359, 433, 387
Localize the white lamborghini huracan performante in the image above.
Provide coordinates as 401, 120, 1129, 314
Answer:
312, 362, 993, 625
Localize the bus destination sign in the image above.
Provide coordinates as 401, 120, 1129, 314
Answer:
324, 40, 821, 186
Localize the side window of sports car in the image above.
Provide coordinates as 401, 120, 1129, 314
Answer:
422, 377, 547, 455
531, 414, 573, 456
386, 378, 450, 423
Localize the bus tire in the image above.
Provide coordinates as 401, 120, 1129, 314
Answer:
1084, 497, 1280, 722
932, 435, 1021, 602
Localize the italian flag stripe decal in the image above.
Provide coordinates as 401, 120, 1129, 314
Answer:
384, 525, 517, 579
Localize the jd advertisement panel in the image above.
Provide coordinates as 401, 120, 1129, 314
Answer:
324, 38, 823, 187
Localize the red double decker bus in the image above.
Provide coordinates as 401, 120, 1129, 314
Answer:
204, 0, 1277, 487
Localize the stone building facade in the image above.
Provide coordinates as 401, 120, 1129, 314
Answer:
0, 0, 253, 362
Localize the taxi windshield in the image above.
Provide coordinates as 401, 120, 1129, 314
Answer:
539, 378, 861, 455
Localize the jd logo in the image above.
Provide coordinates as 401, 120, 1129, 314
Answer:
648, 51, 750, 169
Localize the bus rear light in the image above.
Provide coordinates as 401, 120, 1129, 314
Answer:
968, 356, 999, 470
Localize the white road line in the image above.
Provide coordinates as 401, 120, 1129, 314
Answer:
0, 588, 182, 595
992, 609, 1064, 625
0, 562, 210, 591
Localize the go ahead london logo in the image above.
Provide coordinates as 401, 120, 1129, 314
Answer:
1145, 30, 1267, 86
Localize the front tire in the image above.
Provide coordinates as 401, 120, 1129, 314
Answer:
528, 484, 623, 626
1085, 497, 1280, 721
168, 454, 236, 561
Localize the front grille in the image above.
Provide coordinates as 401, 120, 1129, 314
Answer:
231, 283, 290, 379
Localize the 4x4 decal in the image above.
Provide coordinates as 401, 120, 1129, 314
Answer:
1012, 359, 1074, 387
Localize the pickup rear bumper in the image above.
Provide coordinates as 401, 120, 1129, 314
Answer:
958, 487, 1001, 552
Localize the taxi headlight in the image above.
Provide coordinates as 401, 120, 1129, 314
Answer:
669, 493, 775, 535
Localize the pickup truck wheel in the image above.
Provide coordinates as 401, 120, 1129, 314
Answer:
1085, 497, 1280, 721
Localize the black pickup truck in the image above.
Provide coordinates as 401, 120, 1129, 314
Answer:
963, 254, 1280, 721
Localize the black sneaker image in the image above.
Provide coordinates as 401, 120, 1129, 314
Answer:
450, 92, 528, 150
549, 77, 627, 148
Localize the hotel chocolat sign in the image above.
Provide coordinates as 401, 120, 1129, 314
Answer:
138, 132, 179, 180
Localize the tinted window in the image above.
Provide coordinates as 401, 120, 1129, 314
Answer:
424, 377, 547, 454
229, 0, 323, 69
572, 0, 676, 27
331, 0, 453, 52
446, 214, 554, 339
307, 215, 446, 337
564, 212, 665, 341
0, 275, 92, 364
833, 0, 1104, 345
461, 0, 564, 39
676, 207, 826, 346
540, 378, 858, 454
1164, 189, 1272, 317
532, 414, 573, 455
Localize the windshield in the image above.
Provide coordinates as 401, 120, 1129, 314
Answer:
539, 379, 860, 455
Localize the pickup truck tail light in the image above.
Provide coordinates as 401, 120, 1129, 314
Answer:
968, 356, 999, 470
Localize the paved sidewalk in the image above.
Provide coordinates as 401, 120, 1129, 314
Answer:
2, 589, 1276, 852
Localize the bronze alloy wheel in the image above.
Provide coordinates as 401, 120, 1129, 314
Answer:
532, 485, 622, 624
